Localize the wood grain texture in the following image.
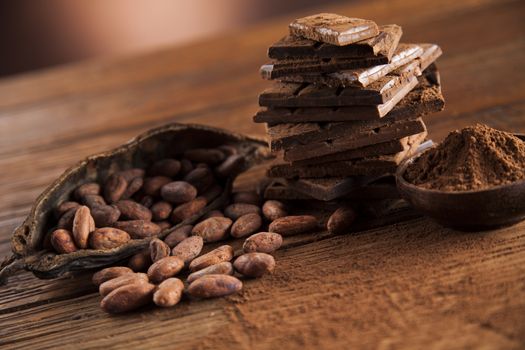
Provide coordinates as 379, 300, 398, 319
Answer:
1, 0, 524, 348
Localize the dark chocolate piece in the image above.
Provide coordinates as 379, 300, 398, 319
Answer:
254, 67, 443, 124
268, 24, 402, 60
271, 43, 424, 86
289, 13, 379, 46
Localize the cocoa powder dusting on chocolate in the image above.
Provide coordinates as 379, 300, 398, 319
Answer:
405, 124, 525, 191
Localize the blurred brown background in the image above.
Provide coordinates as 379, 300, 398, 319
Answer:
0, 0, 344, 78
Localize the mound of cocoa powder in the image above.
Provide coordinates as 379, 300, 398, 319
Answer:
405, 124, 525, 191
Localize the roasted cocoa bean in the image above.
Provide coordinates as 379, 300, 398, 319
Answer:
54, 201, 80, 219
327, 206, 357, 235
92, 266, 133, 286
200, 184, 223, 203
161, 181, 197, 204
150, 158, 181, 177
57, 207, 78, 230
234, 252, 275, 278
243, 232, 282, 253
183, 148, 225, 164
50, 229, 78, 254
189, 245, 233, 272
121, 176, 143, 200
151, 201, 173, 221
179, 159, 194, 176
232, 191, 260, 205
90, 227, 130, 250
187, 274, 242, 298
183, 167, 214, 193
139, 195, 155, 208
99, 272, 149, 296
113, 220, 161, 239
215, 154, 245, 178
163, 224, 193, 247
82, 194, 107, 209
91, 205, 121, 227
150, 238, 171, 262
218, 145, 237, 156
115, 200, 152, 221
230, 213, 262, 238
186, 262, 234, 284
143, 176, 171, 196
171, 197, 207, 223
191, 217, 232, 243
262, 200, 288, 221
118, 168, 145, 182
171, 236, 203, 264
224, 203, 261, 220
201, 209, 224, 220
104, 174, 128, 204
156, 221, 172, 231
72, 206, 95, 248
74, 182, 101, 200
101, 282, 155, 314
268, 215, 318, 236
147, 256, 185, 284
153, 278, 184, 307
128, 250, 152, 272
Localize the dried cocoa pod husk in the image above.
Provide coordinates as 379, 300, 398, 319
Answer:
0, 123, 269, 284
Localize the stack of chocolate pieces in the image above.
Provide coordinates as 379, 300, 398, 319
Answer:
254, 13, 444, 203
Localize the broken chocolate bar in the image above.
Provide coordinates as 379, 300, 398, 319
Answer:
268, 24, 402, 60
289, 13, 379, 46
272, 43, 424, 86
253, 66, 443, 123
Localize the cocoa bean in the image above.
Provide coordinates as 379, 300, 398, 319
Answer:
153, 278, 184, 307
171, 197, 207, 223
156, 221, 172, 231
187, 274, 242, 298
262, 200, 288, 221
215, 154, 245, 178
113, 220, 161, 239
183, 167, 214, 193
163, 224, 192, 247
57, 207, 78, 230
99, 272, 149, 296
118, 168, 145, 182
234, 252, 275, 278
72, 206, 95, 248
143, 176, 171, 196
243, 232, 282, 253
50, 229, 77, 254
161, 181, 197, 204
183, 148, 225, 164
201, 209, 224, 220
149, 238, 171, 262
101, 282, 155, 313
191, 217, 232, 243
104, 174, 128, 204
74, 182, 100, 201
128, 250, 152, 272
218, 145, 238, 156
189, 245, 233, 272
171, 236, 203, 264
327, 206, 357, 235
150, 159, 181, 177
186, 262, 233, 284
82, 194, 107, 209
147, 256, 185, 283
92, 266, 133, 286
151, 201, 173, 221
115, 200, 152, 221
200, 184, 223, 203
55, 201, 80, 219
224, 203, 260, 220
90, 227, 130, 250
139, 195, 155, 208
268, 215, 317, 236
91, 205, 121, 227
121, 176, 143, 200
230, 213, 262, 238
179, 159, 194, 176
232, 191, 260, 205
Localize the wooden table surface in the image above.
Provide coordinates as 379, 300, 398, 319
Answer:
1, 0, 524, 349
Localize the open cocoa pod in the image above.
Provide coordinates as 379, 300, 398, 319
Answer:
0, 123, 270, 284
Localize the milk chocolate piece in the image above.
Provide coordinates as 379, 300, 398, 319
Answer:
292, 131, 427, 166
272, 43, 424, 86
269, 25, 402, 60
289, 13, 379, 46
254, 67, 443, 123
260, 55, 387, 80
